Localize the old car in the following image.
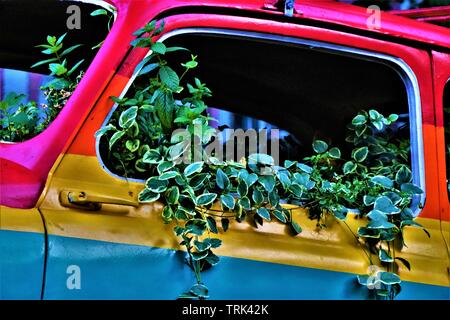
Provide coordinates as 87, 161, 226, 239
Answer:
0, 0, 449, 299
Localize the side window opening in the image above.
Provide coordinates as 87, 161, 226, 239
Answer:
98, 31, 416, 186
0, 0, 114, 143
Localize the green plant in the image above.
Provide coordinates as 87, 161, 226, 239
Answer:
90, 6, 116, 50
0, 33, 84, 142
0, 6, 111, 143
98, 20, 427, 300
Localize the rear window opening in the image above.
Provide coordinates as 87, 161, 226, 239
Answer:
0, 0, 111, 74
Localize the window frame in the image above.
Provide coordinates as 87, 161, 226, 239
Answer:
96, 27, 425, 216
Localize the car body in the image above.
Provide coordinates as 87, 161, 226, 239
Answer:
0, 0, 449, 299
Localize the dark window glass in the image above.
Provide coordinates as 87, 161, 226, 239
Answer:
0, 0, 112, 142
444, 81, 450, 198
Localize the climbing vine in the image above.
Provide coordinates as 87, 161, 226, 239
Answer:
96, 20, 429, 300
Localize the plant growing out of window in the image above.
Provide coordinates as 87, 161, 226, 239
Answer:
97, 20, 427, 300
0, 33, 84, 142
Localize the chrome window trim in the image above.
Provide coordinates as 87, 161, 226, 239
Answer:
96, 28, 426, 216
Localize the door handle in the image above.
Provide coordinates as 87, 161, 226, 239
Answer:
59, 190, 139, 211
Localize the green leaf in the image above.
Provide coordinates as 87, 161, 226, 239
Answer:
159, 66, 180, 90
363, 195, 376, 206
400, 220, 430, 237
196, 193, 217, 206
184, 162, 204, 177
238, 180, 248, 197
186, 221, 206, 235
91, 8, 108, 16
297, 163, 313, 174
109, 131, 125, 150
47, 35, 57, 45
125, 139, 140, 152
138, 188, 160, 203
343, 161, 357, 175
61, 44, 83, 57
252, 188, 264, 205
273, 209, 287, 223
162, 206, 173, 222
388, 114, 399, 123
119, 106, 138, 129
216, 168, 230, 190
395, 257, 411, 271
268, 190, 280, 207
395, 166, 412, 184
400, 183, 423, 194
333, 206, 347, 221
352, 114, 367, 126
31, 57, 58, 68
205, 238, 222, 248
357, 227, 381, 238
248, 153, 275, 166
357, 275, 370, 286
95, 124, 116, 138
291, 220, 302, 235
378, 272, 401, 285
258, 175, 276, 192
167, 186, 180, 204
166, 46, 189, 53
205, 251, 220, 266
328, 147, 341, 159
367, 210, 396, 229
245, 173, 259, 187
142, 149, 162, 164
206, 216, 218, 234
371, 176, 394, 189
220, 194, 235, 210
256, 207, 271, 221
138, 63, 159, 76
221, 218, 229, 232
374, 196, 401, 215
193, 240, 211, 252
189, 283, 209, 298
312, 140, 328, 154
379, 249, 394, 263
289, 183, 303, 198
191, 251, 208, 261
49, 63, 67, 76
352, 146, 369, 163
159, 171, 178, 180
146, 177, 169, 193
183, 60, 198, 69
369, 109, 381, 120
151, 42, 166, 54
238, 197, 251, 210
157, 161, 175, 174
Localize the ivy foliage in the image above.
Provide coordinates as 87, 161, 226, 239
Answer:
97, 20, 427, 300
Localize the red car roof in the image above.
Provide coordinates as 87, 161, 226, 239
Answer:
104, 0, 450, 49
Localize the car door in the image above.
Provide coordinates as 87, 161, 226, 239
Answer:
0, 0, 117, 299
37, 5, 449, 299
